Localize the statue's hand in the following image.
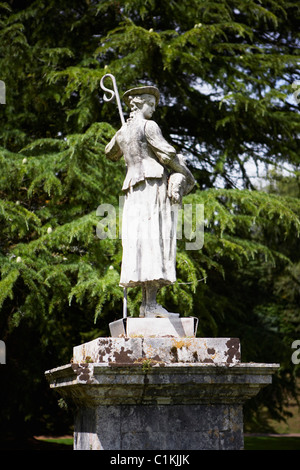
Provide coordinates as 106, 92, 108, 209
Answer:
168, 173, 185, 204
171, 187, 183, 204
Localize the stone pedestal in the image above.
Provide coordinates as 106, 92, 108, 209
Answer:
45, 318, 279, 450
109, 316, 199, 338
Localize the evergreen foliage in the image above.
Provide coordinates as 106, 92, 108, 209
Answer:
0, 0, 299, 437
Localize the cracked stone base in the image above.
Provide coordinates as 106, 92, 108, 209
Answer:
45, 335, 279, 450
73, 336, 241, 365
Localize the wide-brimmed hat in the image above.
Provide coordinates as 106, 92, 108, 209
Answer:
123, 86, 160, 107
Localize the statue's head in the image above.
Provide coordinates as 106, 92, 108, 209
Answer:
123, 86, 160, 108
123, 86, 159, 120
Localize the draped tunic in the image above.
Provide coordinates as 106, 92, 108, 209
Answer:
105, 115, 178, 287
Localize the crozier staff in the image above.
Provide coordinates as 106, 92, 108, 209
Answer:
105, 85, 195, 318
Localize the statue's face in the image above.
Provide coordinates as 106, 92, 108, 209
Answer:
141, 95, 156, 119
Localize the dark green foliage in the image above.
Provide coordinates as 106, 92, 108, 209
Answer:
0, 0, 300, 437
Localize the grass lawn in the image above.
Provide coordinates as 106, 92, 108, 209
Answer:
40, 437, 74, 447
244, 435, 300, 450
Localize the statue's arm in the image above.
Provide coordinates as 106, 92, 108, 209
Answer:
145, 120, 176, 165
105, 133, 122, 161
145, 120, 195, 193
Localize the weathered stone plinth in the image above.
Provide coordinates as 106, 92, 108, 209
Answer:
73, 336, 241, 365
45, 333, 279, 450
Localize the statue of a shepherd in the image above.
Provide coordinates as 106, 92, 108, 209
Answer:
105, 85, 195, 318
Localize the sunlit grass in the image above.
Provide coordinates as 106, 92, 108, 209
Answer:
244, 436, 300, 450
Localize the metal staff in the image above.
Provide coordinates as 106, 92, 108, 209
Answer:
100, 74, 127, 318
100, 73, 125, 126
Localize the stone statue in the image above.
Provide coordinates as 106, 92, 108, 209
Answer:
105, 85, 195, 318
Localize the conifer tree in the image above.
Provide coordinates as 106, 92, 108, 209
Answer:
0, 0, 300, 437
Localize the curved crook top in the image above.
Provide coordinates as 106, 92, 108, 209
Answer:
100, 74, 125, 125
